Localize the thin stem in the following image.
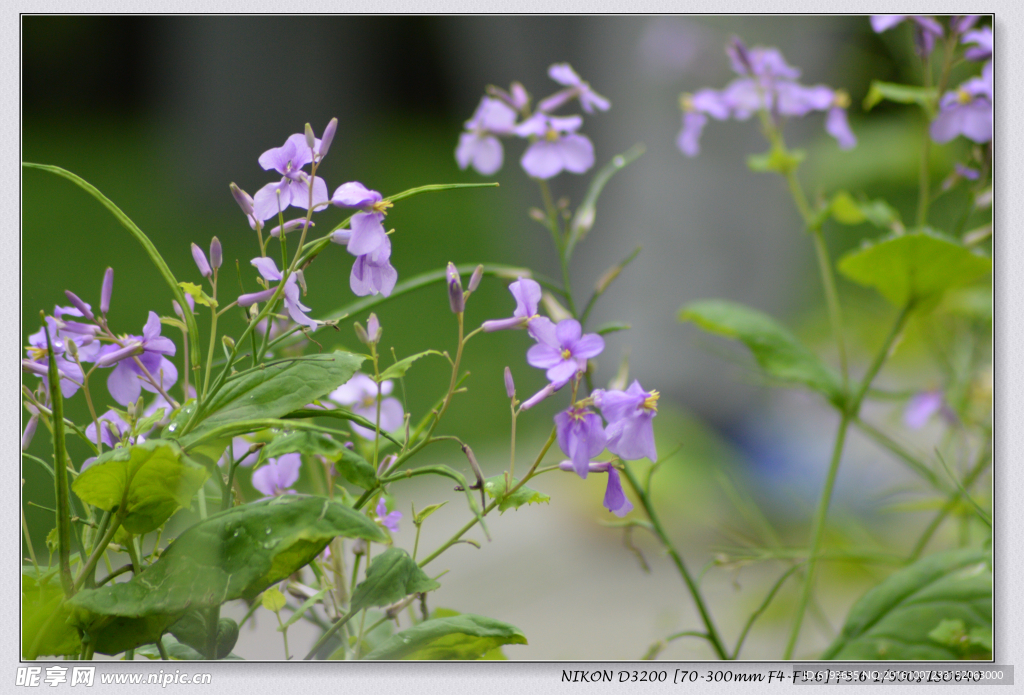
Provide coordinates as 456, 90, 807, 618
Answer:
908, 445, 991, 562
783, 303, 912, 658
620, 462, 728, 660
731, 563, 803, 659
810, 229, 849, 390
202, 282, 219, 397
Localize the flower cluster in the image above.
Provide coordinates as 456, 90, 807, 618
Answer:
456, 63, 608, 179
486, 278, 660, 517
232, 120, 398, 299
677, 37, 856, 157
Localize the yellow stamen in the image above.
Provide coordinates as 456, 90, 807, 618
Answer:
833, 89, 851, 109
643, 390, 660, 412
679, 93, 695, 112
545, 128, 560, 142
561, 348, 572, 360
372, 200, 394, 214
957, 89, 973, 105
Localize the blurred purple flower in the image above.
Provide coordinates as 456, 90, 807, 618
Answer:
904, 390, 956, 429
218, 436, 260, 468
526, 318, 604, 385
329, 373, 405, 440
678, 38, 855, 157
375, 497, 402, 534
537, 63, 610, 114
555, 406, 607, 479
456, 97, 518, 176
870, 15, 944, 56
514, 113, 595, 179
252, 454, 302, 497
85, 409, 133, 448
931, 62, 992, 144
592, 380, 659, 462
962, 26, 992, 61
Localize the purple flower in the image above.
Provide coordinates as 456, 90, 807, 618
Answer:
514, 113, 595, 179
931, 62, 992, 144
592, 380, 659, 462
238, 257, 318, 329
962, 26, 992, 62
252, 454, 301, 497
456, 97, 518, 176
537, 63, 610, 114
870, 15, 944, 56
349, 233, 398, 298
557, 460, 633, 517
252, 133, 329, 221
85, 409, 133, 448
904, 390, 956, 429
329, 373, 405, 440
678, 39, 855, 157
96, 311, 178, 406
488, 81, 530, 112
526, 318, 604, 385
375, 497, 402, 534
482, 278, 542, 332
555, 406, 607, 479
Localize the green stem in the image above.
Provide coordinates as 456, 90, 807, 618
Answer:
783, 303, 912, 658
732, 563, 803, 659
45, 327, 74, 597
908, 445, 991, 562
74, 511, 122, 592
810, 229, 849, 389
620, 462, 728, 660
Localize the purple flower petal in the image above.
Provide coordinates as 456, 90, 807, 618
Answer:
108, 361, 142, 405
347, 212, 388, 256
603, 468, 633, 517
251, 257, 283, 282
332, 181, 382, 209
826, 107, 857, 150
677, 111, 707, 157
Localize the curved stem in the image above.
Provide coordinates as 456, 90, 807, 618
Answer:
620, 462, 728, 660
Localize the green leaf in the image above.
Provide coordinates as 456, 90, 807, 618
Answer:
22, 567, 81, 659
23, 162, 201, 370
413, 501, 448, 524
483, 475, 551, 513
821, 549, 991, 660
134, 408, 166, 438
594, 321, 631, 335
362, 613, 527, 660
68, 494, 386, 655
178, 281, 218, 308
180, 351, 363, 443
566, 143, 645, 259
864, 80, 938, 114
278, 587, 330, 631
350, 547, 440, 614
281, 408, 403, 448
829, 191, 902, 230
377, 350, 443, 382
679, 300, 843, 405
333, 448, 379, 490
166, 611, 239, 660
262, 587, 286, 612
134, 633, 244, 660
747, 147, 805, 175
838, 231, 992, 308
263, 429, 347, 460
72, 439, 208, 534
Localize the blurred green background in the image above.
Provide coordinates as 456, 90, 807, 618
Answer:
22, 16, 990, 659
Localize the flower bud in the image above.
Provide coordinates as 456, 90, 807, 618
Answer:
320, 118, 338, 159
63, 290, 94, 321
304, 123, 316, 149
172, 300, 184, 319
191, 243, 212, 278
96, 341, 143, 368
230, 183, 255, 216
222, 335, 236, 350
100, 267, 114, 315
22, 414, 38, 451
352, 539, 367, 556
353, 322, 369, 345
22, 360, 50, 377
468, 264, 484, 293
366, 314, 381, 343
377, 454, 397, 477
541, 292, 572, 323
65, 338, 78, 359
447, 262, 464, 313
521, 382, 557, 410
504, 367, 515, 399
210, 237, 222, 270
